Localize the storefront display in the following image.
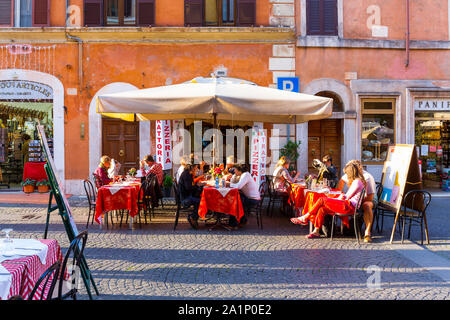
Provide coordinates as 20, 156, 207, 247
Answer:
415, 114, 450, 189
361, 99, 395, 163
0, 103, 53, 189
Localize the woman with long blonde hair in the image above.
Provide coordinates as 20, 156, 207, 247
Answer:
291, 161, 366, 239
272, 156, 301, 192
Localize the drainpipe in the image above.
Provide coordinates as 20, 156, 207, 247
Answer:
405, 0, 410, 67
65, 32, 83, 92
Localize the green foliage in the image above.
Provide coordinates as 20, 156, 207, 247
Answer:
280, 140, 302, 163
163, 175, 174, 188
36, 179, 49, 186
21, 178, 36, 186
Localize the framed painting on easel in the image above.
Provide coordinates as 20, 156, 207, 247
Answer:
379, 144, 423, 243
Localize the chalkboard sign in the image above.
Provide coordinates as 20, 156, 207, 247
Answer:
37, 125, 99, 299
379, 144, 423, 243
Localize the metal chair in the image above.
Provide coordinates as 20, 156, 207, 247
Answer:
56, 231, 89, 300
172, 180, 196, 231
400, 190, 432, 245
83, 179, 96, 228
266, 175, 288, 216
331, 187, 366, 244
28, 261, 61, 300
375, 180, 398, 233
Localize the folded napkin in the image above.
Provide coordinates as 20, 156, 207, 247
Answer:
105, 184, 128, 195
0, 239, 48, 265
0, 264, 12, 300
216, 187, 232, 198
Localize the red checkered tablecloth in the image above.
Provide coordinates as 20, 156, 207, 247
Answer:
198, 187, 244, 222
95, 182, 141, 224
1, 239, 63, 300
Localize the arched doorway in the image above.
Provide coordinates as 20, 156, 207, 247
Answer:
307, 91, 344, 175
0, 69, 64, 189
88, 83, 150, 179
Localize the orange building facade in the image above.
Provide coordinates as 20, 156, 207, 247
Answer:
0, 0, 449, 194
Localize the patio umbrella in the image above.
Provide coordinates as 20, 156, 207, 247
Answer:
96, 77, 333, 167
96, 77, 333, 124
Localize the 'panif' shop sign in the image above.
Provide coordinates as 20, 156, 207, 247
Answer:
0, 80, 53, 100
414, 99, 450, 111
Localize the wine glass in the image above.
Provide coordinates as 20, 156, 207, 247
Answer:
2, 228, 13, 243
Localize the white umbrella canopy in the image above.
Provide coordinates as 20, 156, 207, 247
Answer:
96, 77, 333, 124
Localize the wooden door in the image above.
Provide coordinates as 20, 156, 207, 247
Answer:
102, 118, 139, 175
308, 119, 342, 176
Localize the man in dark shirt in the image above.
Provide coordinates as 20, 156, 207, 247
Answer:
322, 155, 338, 188
179, 164, 202, 229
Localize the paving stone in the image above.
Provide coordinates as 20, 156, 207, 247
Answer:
0, 198, 448, 300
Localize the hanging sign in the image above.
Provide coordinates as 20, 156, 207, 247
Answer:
250, 128, 267, 187
155, 120, 172, 170
0, 80, 53, 100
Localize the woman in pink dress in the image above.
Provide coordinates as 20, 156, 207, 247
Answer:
291, 161, 366, 239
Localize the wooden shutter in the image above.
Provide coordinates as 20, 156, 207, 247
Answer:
33, 0, 50, 26
307, 0, 337, 35
0, 0, 13, 27
137, 0, 155, 26
322, 0, 337, 35
84, 0, 103, 26
184, 0, 203, 26
237, 0, 255, 26
306, 0, 321, 35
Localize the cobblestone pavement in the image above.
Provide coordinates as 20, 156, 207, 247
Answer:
0, 198, 449, 300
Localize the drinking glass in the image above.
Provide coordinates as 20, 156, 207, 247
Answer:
2, 228, 13, 243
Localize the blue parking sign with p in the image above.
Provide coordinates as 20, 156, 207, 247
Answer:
277, 77, 299, 93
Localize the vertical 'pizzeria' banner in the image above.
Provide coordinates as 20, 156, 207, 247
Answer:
250, 128, 267, 187
155, 120, 172, 170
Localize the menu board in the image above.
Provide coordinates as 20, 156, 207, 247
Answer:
37, 125, 79, 237
379, 144, 423, 243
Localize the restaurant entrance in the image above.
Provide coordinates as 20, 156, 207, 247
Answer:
307, 119, 342, 177
102, 117, 140, 175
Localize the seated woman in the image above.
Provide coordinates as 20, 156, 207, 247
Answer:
94, 155, 113, 188
291, 161, 366, 239
176, 156, 188, 183
227, 164, 261, 227
272, 156, 300, 192
179, 163, 203, 229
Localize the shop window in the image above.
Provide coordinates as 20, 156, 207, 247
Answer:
361, 99, 395, 164
84, 0, 154, 27
306, 0, 337, 36
185, 0, 255, 27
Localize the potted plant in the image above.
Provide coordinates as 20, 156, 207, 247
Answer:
162, 175, 173, 197
36, 179, 50, 193
128, 168, 137, 177
21, 178, 36, 193
280, 140, 301, 171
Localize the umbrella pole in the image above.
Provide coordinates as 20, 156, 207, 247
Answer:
213, 113, 217, 168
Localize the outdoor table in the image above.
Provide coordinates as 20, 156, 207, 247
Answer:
95, 181, 141, 227
289, 183, 308, 210
198, 187, 244, 230
22, 162, 47, 182
302, 189, 350, 228
0, 239, 63, 300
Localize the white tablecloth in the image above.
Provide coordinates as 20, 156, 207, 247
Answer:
0, 264, 12, 300
0, 239, 48, 264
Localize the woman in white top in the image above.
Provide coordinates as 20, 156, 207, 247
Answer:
176, 156, 188, 183
272, 156, 300, 192
227, 164, 260, 228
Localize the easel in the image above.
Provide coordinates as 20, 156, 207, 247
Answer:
378, 144, 423, 244
38, 126, 100, 300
